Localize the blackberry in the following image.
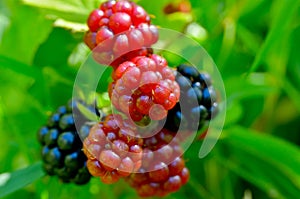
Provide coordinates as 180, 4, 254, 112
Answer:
164, 64, 219, 132
126, 129, 189, 197
37, 99, 99, 185
84, 0, 158, 67
109, 54, 180, 122
83, 114, 143, 184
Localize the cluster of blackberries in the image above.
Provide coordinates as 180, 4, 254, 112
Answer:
38, 0, 219, 197
84, 0, 180, 123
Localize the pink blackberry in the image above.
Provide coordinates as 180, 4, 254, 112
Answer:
109, 54, 180, 122
126, 129, 189, 197
83, 114, 143, 184
84, 0, 158, 67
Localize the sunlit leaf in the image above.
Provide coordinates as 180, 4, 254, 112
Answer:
22, 0, 103, 23
0, 1, 53, 64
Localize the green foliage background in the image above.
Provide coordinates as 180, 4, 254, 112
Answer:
0, 0, 300, 198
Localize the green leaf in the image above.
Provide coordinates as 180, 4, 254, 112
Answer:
225, 74, 277, 104
0, 55, 51, 109
0, 55, 43, 79
218, 126, 300, 198
68, 43, 90, 68
0, 162, 45, 198
0, 1, 53, 64
22, 0, 103, 23
96, 92, 111, 109
34, 27, 82, 68
54, 19, 88, 32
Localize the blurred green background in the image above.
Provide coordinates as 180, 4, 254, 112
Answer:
0, 0, 300, 198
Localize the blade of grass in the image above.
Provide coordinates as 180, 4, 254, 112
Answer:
218, 126, 300, 198
227, 127, 300, 188
188, 177, 216, 199
236, 24, 261, 55
216, 155, 285, 199
217, 17, 236, 67
247, 0, 299, 74
0, 162, 45, 198
283, 79, 300, 112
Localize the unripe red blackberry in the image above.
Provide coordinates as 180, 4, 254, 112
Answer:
163, 1, 191, 14
109, 54, 180, 122
83, 114, 143, 184
164, 64, 219, 133
84, 0, 158, 67
37, 99, 100, 184
126, 129, 189, 197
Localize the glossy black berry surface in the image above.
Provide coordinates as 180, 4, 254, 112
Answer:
38, 99, 99, 185
164, 64, 219, 132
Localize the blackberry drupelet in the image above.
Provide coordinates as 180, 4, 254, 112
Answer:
37, 99, 99, 185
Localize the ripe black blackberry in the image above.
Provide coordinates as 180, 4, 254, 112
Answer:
164, 64, 219, 133
37, 99, 100, 185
